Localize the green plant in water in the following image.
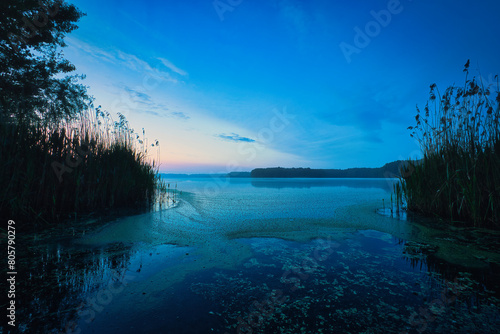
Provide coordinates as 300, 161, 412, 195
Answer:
0, 107, 167, 229
399, 60, 500, 229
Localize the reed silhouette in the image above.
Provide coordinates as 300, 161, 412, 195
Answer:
0, 107, 166, 228
399, 61, 500, 229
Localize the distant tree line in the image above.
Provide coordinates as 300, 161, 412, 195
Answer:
249, 161, 405, 178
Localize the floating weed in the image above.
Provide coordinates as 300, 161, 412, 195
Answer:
188, 237, 500, 333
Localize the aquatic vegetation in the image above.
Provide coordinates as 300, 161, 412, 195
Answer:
0, 0, 172, 229
9, 179, 500, 333
0, 107, 167, 228
399, 61, 500, 229
190, 236, 500, 334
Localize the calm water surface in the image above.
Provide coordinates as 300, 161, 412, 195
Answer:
5, 178, 500, 333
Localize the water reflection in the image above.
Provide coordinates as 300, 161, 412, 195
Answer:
10, 227, 500, 333
7, 177, 500, 333
249, 178, 398, 191
13, 238, 135, 333
399, 237, 500, 303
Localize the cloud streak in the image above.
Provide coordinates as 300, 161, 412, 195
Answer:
216, 133, 256, 143
158, 58, 188, 76
170, 111, 190, 120
66, 37, 177, 83
120, 86, 190, 120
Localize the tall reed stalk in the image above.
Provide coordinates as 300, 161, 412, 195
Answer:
399, 61, 500, 229
0, 107, 165, 229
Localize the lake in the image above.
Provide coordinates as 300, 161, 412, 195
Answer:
7, 177, 500, 333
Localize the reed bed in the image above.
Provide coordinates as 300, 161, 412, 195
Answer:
398, 62, 500, 229
0, 108, 166, 228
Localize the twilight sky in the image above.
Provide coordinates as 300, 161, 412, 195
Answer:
65, 0, 500, 173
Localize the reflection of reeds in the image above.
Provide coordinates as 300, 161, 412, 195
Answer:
155, 180, 179, 210
0, 108, 165, 227
393, 182, 404, 214
399, 62, 500, 229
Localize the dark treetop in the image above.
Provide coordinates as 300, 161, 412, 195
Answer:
0, 0, 90, 123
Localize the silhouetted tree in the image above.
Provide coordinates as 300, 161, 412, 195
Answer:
0, 0, 90, 123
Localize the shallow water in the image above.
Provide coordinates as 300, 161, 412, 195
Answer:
5, 178, 500, 333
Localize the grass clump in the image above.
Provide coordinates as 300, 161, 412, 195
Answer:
399, 61, 500, 229
0, 107, 166, 229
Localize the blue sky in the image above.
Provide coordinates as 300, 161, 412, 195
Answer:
65, 0, 500, 173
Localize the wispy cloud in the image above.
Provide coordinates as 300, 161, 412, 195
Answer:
121, 86, 168, 117
216, 133, 256, 143
170, 111, 190, 120
123, 86, 153, 104
158, 58, 188, 76
66, 37, 116, 63
66, 37, 177, 83
120, 86, 190, 120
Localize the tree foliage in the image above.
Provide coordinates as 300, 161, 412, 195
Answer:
0, 0, 91, 123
